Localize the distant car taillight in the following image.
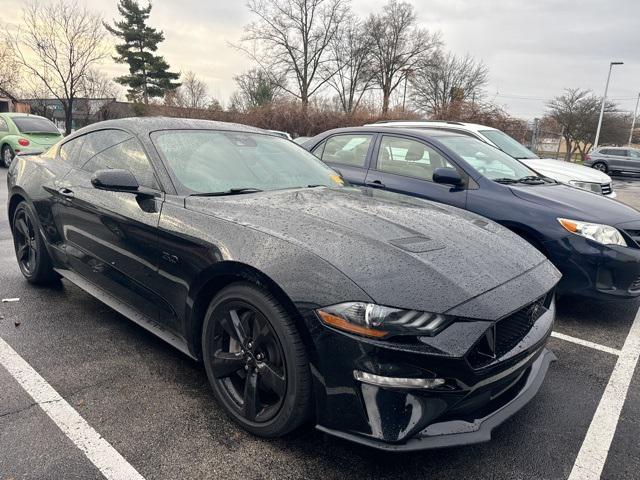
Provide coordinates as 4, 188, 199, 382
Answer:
18, 138, 30, 147
584, 154, 591, 161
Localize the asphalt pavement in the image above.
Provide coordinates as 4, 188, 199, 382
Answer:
1, 170, 639, 480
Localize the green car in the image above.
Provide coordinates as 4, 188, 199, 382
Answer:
0, 113, 63, 167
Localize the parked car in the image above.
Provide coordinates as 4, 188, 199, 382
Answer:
0, 113, 63, 167
370, 120, 616, 198
304, 126, 640, 299
7, 118, 560, 451
584, 147, 640, 175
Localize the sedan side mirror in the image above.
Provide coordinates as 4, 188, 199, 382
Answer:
91, 169, 139, 192
433, 167, 464, 186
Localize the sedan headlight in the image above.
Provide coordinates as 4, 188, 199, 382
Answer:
316, 302, 454, 339
558, 218, 627, 246
568, 180, 602, 195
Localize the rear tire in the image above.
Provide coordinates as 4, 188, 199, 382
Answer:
1, 144, 14, 168
12, 201, 59, 284
592, 162, 608, 173
202, 282, 312, 438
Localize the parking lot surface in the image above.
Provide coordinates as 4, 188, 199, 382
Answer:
1, 170, 640, 480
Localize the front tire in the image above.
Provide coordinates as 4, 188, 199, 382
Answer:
12, 202, 58, 284
592, 161, 608, 173
1, 144, 14, 168
202, 282, 311, 438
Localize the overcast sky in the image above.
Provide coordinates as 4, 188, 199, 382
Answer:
4, 0, 640, 119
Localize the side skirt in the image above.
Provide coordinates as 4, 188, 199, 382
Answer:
54, 268, 196, 360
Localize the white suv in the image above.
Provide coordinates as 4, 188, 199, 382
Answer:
368, 120, 615, 198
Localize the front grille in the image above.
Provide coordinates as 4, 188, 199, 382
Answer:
601, 183, 613, 195
467, 296, 548, 369
623, 229, 640, 248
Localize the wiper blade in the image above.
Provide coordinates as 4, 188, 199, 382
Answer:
493, 177, 519, 184
190, 187, 263, 197
516, 175, 546, 184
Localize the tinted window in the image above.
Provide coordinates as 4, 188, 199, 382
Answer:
0, 117, 8, 131
376, 136, 453, 181
59, 137, 85, 165
77, 129, 132, 167
437, 136, 537, 181
606, 149, 627, 157
12, 116, 59, 134
83, 138, 158, 189
629, 150, 640, 159
320, 134, 372, 167
152, 130, 343, 194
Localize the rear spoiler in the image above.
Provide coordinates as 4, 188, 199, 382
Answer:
16, 149, 45, 157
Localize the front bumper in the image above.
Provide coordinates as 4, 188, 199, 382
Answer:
318, 348, 556, 451
306, 294, 556, 450
544, 234, 640, 298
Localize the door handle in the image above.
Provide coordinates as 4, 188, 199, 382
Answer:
365, 180, 386, 188
58, 187, 74, 199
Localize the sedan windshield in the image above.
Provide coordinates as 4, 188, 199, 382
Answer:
152, 130, 344, 194
12, 116, 59, 134
438, 136, 543, 183
479, 129, 538, 160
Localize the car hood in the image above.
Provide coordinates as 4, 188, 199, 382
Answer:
521, 158, 611, 183
186, 187, 559, 318
509, 184, 640, 226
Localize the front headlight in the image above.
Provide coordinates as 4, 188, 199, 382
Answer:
568, 180, 602, 194
316, 302, 454, 339
558, 218, 627, 246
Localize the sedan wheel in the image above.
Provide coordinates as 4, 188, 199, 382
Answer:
1, 144, 14, 168
203, 283, 311, 437
592, 162, 608, 173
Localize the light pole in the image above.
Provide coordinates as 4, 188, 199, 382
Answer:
629, 92, 640, 146
593, 61, 623, 149
401, 68, 413, 112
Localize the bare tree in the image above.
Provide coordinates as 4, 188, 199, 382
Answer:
0, 40, 21, 96
547, 88, 619, 160
410, 51, 488, 117
238, 0, 348, 108
326, 16, 374, 113
6, 1, 108, 134
175, 71, 209, 109
233, 68, 284, 110
365, 0, 441, 114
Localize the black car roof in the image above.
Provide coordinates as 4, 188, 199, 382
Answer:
72, 117, 266, 137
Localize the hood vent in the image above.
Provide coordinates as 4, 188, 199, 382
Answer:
389, 236, 445, 253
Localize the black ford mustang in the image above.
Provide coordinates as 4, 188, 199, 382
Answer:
7, 118, 561, 450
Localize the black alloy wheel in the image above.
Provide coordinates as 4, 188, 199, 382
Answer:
12, 202, 58, 284
203, 283, 311, 437
14, 207, 38, 276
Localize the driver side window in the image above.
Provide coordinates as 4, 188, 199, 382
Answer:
376, 136, 453, 182
83, 138, 159, 190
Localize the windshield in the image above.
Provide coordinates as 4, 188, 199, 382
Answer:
12, 116, 59, 134
438, 136, 540, 182
152, 130, 344, 194
479, 129, 538, 159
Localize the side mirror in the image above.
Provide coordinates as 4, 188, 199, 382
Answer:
91, 169, 139, 192
433, 167, 464, 186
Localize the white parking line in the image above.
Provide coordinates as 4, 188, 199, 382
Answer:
551, 331, 622, 356
568, 308, 640, 480
0, 337, 146, 480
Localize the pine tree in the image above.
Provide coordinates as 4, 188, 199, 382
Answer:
105, 0, 180, 103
